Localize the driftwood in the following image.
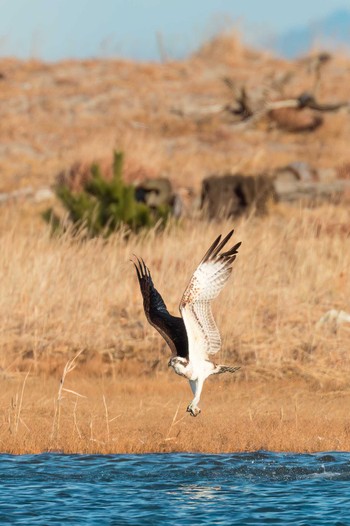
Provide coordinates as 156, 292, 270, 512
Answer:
171, 89, 349, 130
222, 52, 346, 128
173, 53, 349, 131
0, 186, 54, 205
298, 52, 332, 96
201, 170, 350, 219
225, 90, 349, 131
274, 178, 350, 203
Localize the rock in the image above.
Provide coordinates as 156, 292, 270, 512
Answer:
34, 188, 55, 202
273, 162, 316, 196
287, 161, 317, 182
316, 168, 337, 182
135, 178, 182, 217
316, 309, 350, 331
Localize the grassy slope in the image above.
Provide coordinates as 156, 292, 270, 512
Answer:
1, 34, 350, 194
0, 34, 349, 453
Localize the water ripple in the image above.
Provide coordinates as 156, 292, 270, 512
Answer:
0, 452, 349, 524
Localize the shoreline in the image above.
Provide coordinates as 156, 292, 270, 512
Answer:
2, 373, 350, 455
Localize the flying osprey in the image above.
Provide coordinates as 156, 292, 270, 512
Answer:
133, 230, 241, 416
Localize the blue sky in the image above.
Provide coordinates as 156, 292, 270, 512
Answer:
0, 0, 348, 61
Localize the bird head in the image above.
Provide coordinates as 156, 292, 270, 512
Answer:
168, 356, 188, 368
168, 356, 190, 378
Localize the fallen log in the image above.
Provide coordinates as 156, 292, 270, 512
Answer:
201, 174, 276, 219
201, 172, 350, 219
274, 178, 350, 203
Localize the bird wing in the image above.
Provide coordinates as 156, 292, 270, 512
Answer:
133, 257, 188, 358
179, 231, 241, 361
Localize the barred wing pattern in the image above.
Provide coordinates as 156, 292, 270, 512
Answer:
180, 231, 241, 361
133, 257, 188, 359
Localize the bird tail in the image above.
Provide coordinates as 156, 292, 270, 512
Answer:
212, 365, 240, 375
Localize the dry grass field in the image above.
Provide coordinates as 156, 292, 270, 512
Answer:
0, 33, 350, 453
3, 375, 350, 455
1, 33, 350, 194
0, 206, 349, 453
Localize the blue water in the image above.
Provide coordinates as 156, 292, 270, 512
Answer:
0, 452, 350, 525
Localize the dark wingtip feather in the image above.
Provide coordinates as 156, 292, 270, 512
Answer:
131, 255, 150, 282
131, 256, 140, 275
141, 257, 150, 277
221, 241, 242, 258
201, 234, 222, 263
201, 230, 240, 264
210, 230, 234, 259
132, 255, 153, 283
224, 255, 237, 267
131, 257, 142, 282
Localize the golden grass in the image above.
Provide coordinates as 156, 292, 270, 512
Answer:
1, 35, 350, 453
0, 202, 349, 453
3, 374, 350, 454
1, 203, 349, 377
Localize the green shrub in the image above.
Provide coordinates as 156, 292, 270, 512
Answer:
44, 151, 170, 236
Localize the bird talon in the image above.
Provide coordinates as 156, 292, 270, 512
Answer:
187, 405, 201, 417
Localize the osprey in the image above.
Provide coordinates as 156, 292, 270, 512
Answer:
133, 230, 241, 417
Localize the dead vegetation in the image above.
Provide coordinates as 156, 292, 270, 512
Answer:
0, 201, 349, 453
0, 204, 348, 379
3, 374, 350, 454
1, 34, 350, 196
0, 33, 350, 453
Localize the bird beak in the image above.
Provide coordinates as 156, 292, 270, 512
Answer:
168, 359, 172, 367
